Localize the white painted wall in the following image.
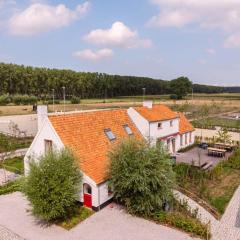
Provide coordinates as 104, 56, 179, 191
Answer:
149, 118, 179, 145
24, 116, 111, 209
127, 107, 149, 138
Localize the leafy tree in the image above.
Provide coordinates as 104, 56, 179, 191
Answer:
216, 127, 232, 144
23, 149, 82, 222
170, 77, 192, 99
108, 139, 175, 216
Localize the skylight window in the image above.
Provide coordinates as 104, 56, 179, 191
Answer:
104, 129, 116, 141
124, 124, 133, 135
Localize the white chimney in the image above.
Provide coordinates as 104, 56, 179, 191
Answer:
143, 100, 153, 109
37, 105, 48, 131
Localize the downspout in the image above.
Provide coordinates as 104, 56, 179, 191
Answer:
148, 121, 151, 145
98, 185, 101, 211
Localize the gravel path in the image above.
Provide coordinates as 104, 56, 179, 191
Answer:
0, 225, 24, 240
0, 192, 198, 240
175, 187, 240, 240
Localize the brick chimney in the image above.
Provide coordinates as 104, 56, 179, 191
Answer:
143, 100, 153, 109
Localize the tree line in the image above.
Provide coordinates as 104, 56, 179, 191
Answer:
0, 62, 235, 100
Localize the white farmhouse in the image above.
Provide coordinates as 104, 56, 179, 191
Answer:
24, 101, 194, 210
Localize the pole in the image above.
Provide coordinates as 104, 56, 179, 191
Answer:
52, 89, 55, 112
192, 88, 194, 102
142, 88, 146, 102
62, 87, 65, 113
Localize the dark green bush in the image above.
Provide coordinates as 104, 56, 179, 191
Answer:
108, 139, 175, 216
154, 211, 209, 239
23, 149, 82, 222
12, 95, 37, 105
0, 94, 11, 105
71, 96, 80, 104
170, 94, 178, 100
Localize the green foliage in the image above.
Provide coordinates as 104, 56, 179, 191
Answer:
0, 157, 24, 174
170, 77, 192, 99
108, 139, 175, 216
174, 149, 240, 214
58, 205, 93, 230
154, 211, 209, 239
0, 63, 228, 99
23, 149, 82, 222
216, 127, 232, 144
0, 94, 11, 105
12, 95, 37, 105
170, 94, 178, 100
0, 134, 33, 153
71, 96, 80, 104
223, 148, 240, 169
0, 178, 23, 195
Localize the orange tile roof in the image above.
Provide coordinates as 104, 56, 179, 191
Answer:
49, 109, 143, 184
134, 104, 178, 122
178, 112, 194, 134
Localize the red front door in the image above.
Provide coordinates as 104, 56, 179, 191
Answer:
84, 193, 92, 208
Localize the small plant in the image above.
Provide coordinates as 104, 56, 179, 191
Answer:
0, 94, 11, 105
71, 96, 80, 104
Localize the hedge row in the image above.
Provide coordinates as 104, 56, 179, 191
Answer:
0, 94, 37, 106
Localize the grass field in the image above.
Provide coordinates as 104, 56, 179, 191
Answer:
0, 157, 24, 174
174, 149, 240, 215
0, 93, 240, 116
192, 117, 240, 130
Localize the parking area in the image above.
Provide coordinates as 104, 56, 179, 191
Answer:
176, 147, 232, 169
0, 192, 198, 240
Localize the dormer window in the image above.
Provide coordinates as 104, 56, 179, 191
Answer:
104, 129, 116, 141
170, 120, 173, 127
123, 124, 133, 135
158, 122, 162, 129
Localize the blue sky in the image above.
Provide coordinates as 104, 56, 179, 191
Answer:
0, 0, 240, 86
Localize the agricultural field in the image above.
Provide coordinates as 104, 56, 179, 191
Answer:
0, 93, 239, 116
192, 117, 240, 131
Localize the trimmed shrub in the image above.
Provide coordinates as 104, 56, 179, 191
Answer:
23, 149, 82, 222
71, 96, 80, 104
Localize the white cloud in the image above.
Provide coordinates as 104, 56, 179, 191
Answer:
224, 34, 240, 48
9, 2, 90, 36
84, 21, 152, 49
148, 0, 240, 48
73, 48, 113, 61
206, 48, 216, 55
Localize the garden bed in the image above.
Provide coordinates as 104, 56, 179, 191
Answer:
57, 205, 93, 230
0, 133, 33, 153
152, 199, 210, 239
174, 148, 240, 215
0, 157, 24, 174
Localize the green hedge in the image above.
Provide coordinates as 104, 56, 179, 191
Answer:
0, 94, 11, 105
12, 95, 38, 105
154, 211, 209, 239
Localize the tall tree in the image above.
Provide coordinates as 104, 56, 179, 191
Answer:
108, 139, 175, 216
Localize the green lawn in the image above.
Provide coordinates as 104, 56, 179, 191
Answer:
174, 148, 240, 215
192, 117, 240, 131
57, 205, 93, 230
0, 157, 24, 174
0, 133, 33, 153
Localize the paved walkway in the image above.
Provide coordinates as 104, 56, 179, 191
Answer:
175, 187, 240, 240
0, 169, 19, 186
0, 192, 198, 240
0, 148, 28, 160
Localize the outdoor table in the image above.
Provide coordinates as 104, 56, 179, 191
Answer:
207, 147, 227, 157
214, 143, 232, 151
